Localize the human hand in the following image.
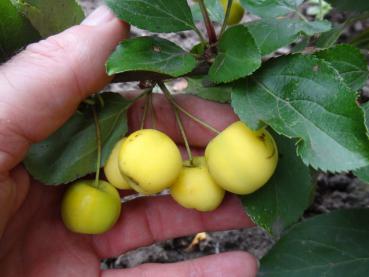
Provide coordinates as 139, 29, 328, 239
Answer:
0, 6, 258, 276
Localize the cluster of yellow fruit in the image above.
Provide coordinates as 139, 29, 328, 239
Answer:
61, 2, 258, 236
61, 121, 278, 234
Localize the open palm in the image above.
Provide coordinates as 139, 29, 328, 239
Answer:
0, 6, 257, 276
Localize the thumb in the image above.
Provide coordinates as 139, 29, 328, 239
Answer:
0, 6, 128, 173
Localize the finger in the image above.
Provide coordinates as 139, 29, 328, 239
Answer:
0, 6, 129, 173
92, 194, 254, 258
102, 251, 258, 277
128, 94, 239, 148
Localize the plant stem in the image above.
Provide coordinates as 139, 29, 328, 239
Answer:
158, 82, 193, 163
198, 0, 217, 48
149, 92, 157, 129
296, 10, 309, 23
128, 88, 153, 103
174, 102, 193, 163
318, 0, 323, 20
158, 82, 220, 135
92, 105, 102, 188
219, 0, 233, 38
97, 94, 105, 107
83, 98, 95, 105
140, 92, 150, 129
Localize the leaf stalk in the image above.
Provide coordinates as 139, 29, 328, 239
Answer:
219, 0, 233, 38
92, 105, 102, 189
158, 81, 193, 164
198, 0, 218, 51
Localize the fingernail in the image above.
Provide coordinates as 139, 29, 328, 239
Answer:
82, 5, 116, 26
256, 258, 260, 269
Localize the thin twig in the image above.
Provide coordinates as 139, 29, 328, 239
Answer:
159, 85, 220, 134
219, 0, 233, 38
174, 103, 193, 163
140, 92, 151, 129
149, 92, 157, 129
92, 106, 102, 188
158, 82, 193, 163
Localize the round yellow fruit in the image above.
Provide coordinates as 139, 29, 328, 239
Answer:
61, 180, 121, 234
118, 129, 182, 194
170, 157, 225, 212
220, 0, 245, 25
104, 138, 130, 190
205, 121, 278, 195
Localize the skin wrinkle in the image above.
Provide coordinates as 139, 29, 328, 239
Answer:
38, 35, 85, 100
3, 48, 71, 103
0, 67, 18, 92
23, 37, 85, 106
143, 199, 161, 243
0, 115, 31, 173
0, 73, 69, 145
188, 259, 205, 277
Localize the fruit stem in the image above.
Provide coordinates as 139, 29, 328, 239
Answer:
219, 0, 233, 38
92, 105, 102, 188
129, 88, 153, 103
158, 82, 193, 164
140, 91, 151, 129
159, 84, 220, 135
198, 0, 218, 51
97, 94, 105, 107
149, 92, 157, 129
174, 102, 194, 164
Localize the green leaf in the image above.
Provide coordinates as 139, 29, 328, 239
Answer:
209, 25, 261, 83
260, 209, 369, 276
12, 0, 84, 37
105, 0, 196, 33
354, 166, 369, 184
107, 36, 198, 78
231, 54, 369, 172
240, 0, 303, 17
326, 0, 369, 12
0, 0, 40, 62
350, 28, 369, 50
354, 102, 369, 183
24, 93, 130, 185
190, 42, 207, 56
185, 77, 232, 103
247, 18, 331, 55
361, 101, 369, 135
191, 0, 224, 23
315, 24, 345, 48
315, 44, 369, 91
242, 134, 313, 237
291, 36, 309, 53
